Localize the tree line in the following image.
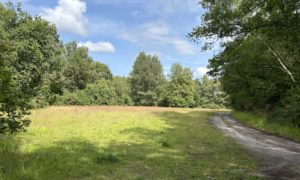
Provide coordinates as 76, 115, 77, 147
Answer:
189, 0, 300, 127
0, 3, 226, 133
58, 51, 227, 108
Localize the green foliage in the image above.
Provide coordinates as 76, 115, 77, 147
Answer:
232, 111, 300, 142
130, 52, 165, 106
36, 42, 115, 107
112, 77, 133, 105
91, 62, 113, 81
56, 57, 227, 108
190, 0, 300, 126
270, 87, 300, 127
62, 41, 113, 93
160, 64, 196, 107
195, 76, 228, 108
83, 79, 118, 105
57, 77, 132, 106
0, 3, 60, 133
210, 37, 291, 111
56, 91, 89, 106
64, 42, 95, 91
31, 58, 65, 108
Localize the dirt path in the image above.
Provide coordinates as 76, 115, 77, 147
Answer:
210, 113, 300, 179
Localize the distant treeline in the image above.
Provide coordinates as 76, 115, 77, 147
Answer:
189, 0, 300, 127
57, 52, 227, 109
0, 3, 226, 133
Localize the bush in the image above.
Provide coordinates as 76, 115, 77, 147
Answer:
270, 87, 300, 127
112, 77, 133, 106
160, 94, 196, 108
56, 91, 90, 105
84, 79, 117, 105
56, 78, 133, 106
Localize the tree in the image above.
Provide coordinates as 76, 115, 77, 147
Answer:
160, 63, 196, 107
189, 0, 300, 83
189, 0, 300, 126
63, 42, 94, 91
63, 42, 113, 92
30, 39, 65, 108
0, 2, 61, 133
217, 37, 291, 110
195, 76, 228, 108
91, 61, 113, 81
112, 77, 132, 105
130, 52, 165, 106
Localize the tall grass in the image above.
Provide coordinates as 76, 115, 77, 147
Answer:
0, 106, 259, 179
232, 111, 300, 142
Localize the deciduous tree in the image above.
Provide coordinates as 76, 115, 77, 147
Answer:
130, 52, 165, 106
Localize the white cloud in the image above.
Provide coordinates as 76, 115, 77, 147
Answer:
94, 0, 200, 16
94, 0, 144, 4
120, 21, 196, 55
145, 0, 200, 15
41, 0, 88, 36
5, 0, 29, 2
171, 39, 197, 55
120, 21, 169, 43
195, 67, 209, 77
88, 17, 123, 36
78, 41, 116, 53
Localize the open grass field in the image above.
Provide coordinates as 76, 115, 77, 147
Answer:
0, 106, 259, 179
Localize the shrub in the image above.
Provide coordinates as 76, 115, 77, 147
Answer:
270, 87, 300, 127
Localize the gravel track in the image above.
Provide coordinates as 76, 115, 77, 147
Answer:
210, 113, 300, 179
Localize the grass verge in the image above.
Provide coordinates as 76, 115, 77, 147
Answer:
232, 111, 300, 142
0, 106, 259, 179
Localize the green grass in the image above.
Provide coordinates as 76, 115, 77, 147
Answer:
232, 111, 300, 142
0, 106, 259, 179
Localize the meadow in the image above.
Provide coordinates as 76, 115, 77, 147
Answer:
0, 106, 259, 179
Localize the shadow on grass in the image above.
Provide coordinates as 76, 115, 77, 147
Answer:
0, 111, 258, 179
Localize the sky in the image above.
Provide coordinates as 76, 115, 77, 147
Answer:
2, 0, 216, 77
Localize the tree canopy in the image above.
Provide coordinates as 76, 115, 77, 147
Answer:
160, 64, 196, 107
0, 3, 61, 133
189, 0, 300, 126
130, 52, 165, 106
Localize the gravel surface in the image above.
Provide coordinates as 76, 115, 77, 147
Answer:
210, 113, 300, 179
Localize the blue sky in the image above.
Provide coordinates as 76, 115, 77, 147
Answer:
3, 0, 216, 77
